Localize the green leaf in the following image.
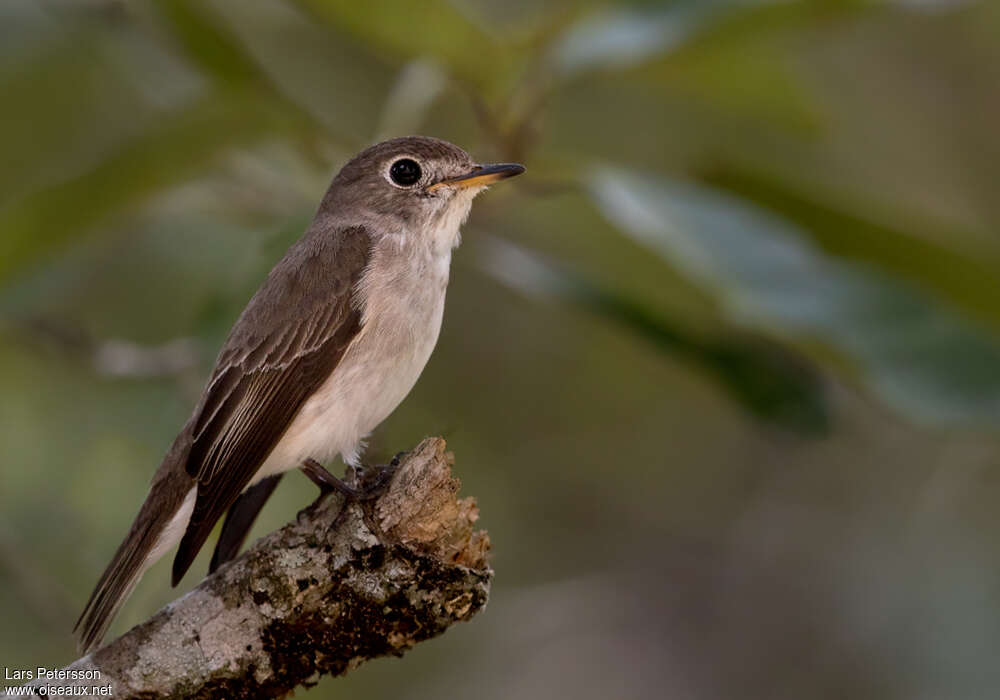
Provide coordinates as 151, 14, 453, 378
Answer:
0, 0, 326, 287
548, 0, 783, 77
291, 0, 516, 89
479, 236, 830, 435
588, 167, 1000, 425
0, 95, 305, 286
702, 164, 1000, 332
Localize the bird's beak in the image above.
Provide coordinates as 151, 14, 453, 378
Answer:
428, 162, 525, 192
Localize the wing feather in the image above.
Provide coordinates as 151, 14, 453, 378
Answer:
171, 224, 372, 585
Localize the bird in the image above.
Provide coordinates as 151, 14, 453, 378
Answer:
75, 136, 524, 652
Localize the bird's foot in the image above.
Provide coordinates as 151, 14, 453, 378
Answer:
302, 458, 356, 497
301, 455, 403, 503
351, 453, 405, 500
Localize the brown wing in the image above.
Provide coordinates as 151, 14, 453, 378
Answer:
171, 224, 372, 585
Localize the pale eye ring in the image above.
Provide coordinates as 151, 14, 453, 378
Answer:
389, 158, 422, 186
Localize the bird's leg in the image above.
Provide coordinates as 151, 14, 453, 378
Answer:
300, 455, 402, 502
301, 458, 362, 499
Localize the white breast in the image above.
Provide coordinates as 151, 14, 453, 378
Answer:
251, 217, 460, 480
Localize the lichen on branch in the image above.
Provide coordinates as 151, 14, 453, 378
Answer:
31, 438, 491, 700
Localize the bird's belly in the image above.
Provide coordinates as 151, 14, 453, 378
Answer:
250, 280, 446, 482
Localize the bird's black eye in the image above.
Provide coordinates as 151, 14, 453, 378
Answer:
389, 158, 422, 186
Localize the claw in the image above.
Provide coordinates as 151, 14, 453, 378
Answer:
300, 457, 399, 502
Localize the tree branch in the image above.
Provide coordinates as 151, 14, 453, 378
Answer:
31, 438, 491, 699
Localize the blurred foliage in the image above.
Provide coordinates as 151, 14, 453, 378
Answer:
2, 0, 1000, 698
589, 166, 1000, 424
481, 235, 831, 433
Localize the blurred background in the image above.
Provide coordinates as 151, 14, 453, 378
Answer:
1, 0, 999, 697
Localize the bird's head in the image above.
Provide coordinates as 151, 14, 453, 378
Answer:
322, 136, 524, 247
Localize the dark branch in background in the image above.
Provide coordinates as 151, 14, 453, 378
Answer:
26, 439, 491, 699
12, 317, 201, 379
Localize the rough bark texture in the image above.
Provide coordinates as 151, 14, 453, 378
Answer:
29, 438, 491, 699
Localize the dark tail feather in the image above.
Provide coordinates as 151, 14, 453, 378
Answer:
74, 469, 194, 653
209, 474, 282, 574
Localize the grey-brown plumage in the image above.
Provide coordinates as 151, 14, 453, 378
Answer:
175, 224, 372, 585
74, 136, 523, 652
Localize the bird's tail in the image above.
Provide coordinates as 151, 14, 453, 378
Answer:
74, 468, 196, 653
